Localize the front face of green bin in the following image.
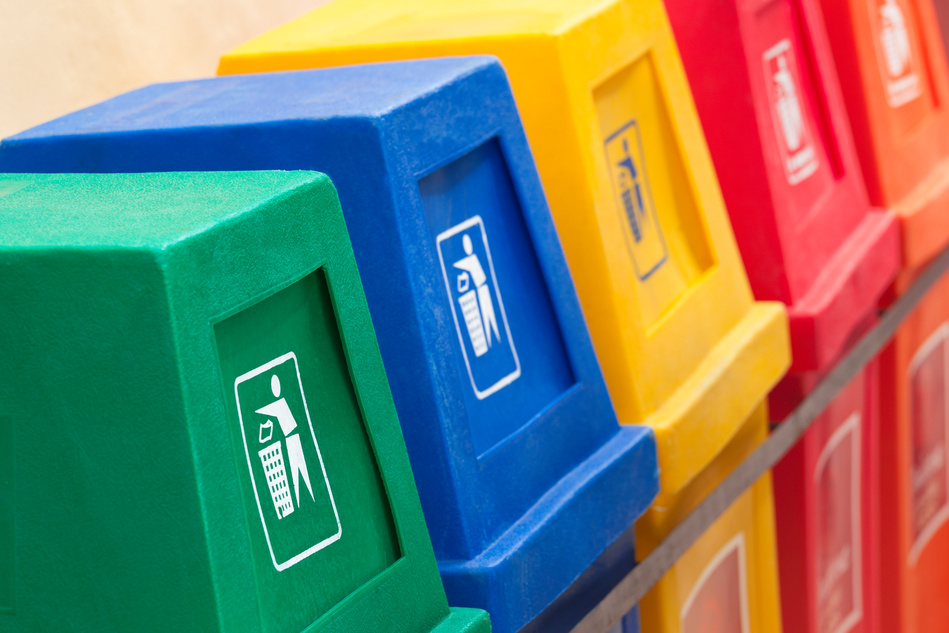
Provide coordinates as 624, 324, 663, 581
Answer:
0, 171, 457, 633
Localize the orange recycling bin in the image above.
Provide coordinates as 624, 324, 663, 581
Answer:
819, 0, 949, 288
817, 1, 949, 631
218, 1, 792, 631
877, 272, 949, 633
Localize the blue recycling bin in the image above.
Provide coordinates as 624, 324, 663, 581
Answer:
0, 57, 659, 633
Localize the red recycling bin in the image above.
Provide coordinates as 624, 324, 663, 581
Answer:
771, 355, 880, 633
665, 2, 900, 632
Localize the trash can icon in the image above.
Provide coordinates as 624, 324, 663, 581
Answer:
259, 442, 294, 519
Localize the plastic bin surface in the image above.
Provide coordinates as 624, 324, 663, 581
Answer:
818, 0, 949, 283
876, 269, 949, 633
636, 405, 783, 633
0, 58, 660, 633
772, 362, 881, 633
216, 0, 790, 505
665, 0, 899, 380
0, 171, 490, 633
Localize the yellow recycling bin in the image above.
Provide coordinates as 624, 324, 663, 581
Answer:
219, 1, 791, 630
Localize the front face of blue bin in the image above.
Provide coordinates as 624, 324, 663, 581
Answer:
0, 57, 659, 633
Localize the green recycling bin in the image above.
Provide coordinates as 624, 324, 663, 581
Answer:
0, 171, 490, 633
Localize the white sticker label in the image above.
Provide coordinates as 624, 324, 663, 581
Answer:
234, 352, 341, 571
908, 324, 949, 563
814, 413, 863, 633
680, 534, 751, 633
763, 39, 819, 185
436, 215, 520, 399
871, 0, 923, 107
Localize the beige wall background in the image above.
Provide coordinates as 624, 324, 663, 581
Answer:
0, 0, 329, 139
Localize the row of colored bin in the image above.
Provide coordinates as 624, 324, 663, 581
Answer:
4, 0, 949, 632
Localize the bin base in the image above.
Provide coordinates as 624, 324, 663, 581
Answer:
519, 526, 636, 633
439, 425, 658, 633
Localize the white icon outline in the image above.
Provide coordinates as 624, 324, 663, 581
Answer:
436, 215, 521, 400
812, 412, 863, 633
763, 39, 820, 185
870, 0, 922, 107
234, 351, 342, 571
679, 533, 751, 633
907, 323, 949, 563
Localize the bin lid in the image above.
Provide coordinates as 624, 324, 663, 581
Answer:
0, 57, 658, 633
817, 0, 949, 273
0, 171, 488, 633
215, 0, 791, 496
664, 0, 899, 375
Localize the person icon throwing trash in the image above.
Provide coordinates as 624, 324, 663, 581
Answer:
257, 373, 315, 514
454, 233, 501, 358
773, 53, 805, 153
235, 352, 342, 568
880, 0, 912, 79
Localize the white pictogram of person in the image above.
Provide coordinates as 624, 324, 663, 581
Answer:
774, 53, 805, 153
881, 0, 912, 78
257, 374, 315, 509
453, 233, 500, 358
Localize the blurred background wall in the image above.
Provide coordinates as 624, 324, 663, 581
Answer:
0, 0, 327, 139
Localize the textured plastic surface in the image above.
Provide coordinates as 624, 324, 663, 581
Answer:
772, 361, 881, 633
216, 0, 790, 507
876, 269, 949, 633
665, 0, 899, 382
0, 58, 660, 633
636, 404, 783, 633
0, 171, 490, 633
818, 0, 949, 285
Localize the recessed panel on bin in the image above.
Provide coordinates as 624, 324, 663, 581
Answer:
0, 171, 488, 633
419, 139, 574, 456
818, 0, 949, 278
0, 58, 659, 633
215, 269, 400, 627
666, 0, 899, 379
593, 53, 714, 328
